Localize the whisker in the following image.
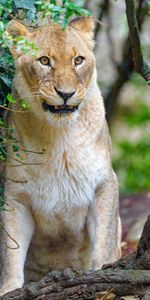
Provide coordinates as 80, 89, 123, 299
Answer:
20, 93, 40, 99
29, 86, 39, 90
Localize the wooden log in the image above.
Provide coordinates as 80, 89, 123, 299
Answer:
135, 215, 150, 269
1, 269, 150, 300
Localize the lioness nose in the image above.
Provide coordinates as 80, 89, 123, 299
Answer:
54, 87, 75, 102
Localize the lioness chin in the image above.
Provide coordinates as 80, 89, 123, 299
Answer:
0, 17, 121, 296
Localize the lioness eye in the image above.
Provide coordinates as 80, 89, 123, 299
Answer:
39, 56, 50, 66
74, 56, 85, 66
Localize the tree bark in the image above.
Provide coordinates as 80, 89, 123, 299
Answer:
1, 269, 150, 300
1, 215, 150, 300
125, 0, 150, 84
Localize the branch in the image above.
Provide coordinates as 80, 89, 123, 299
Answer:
0, 223, 20, 250
1, 269, 150, 300
95, 0, 110, 39
125, 0, 150, 84
104, 0, 149, 121
0, 105, 29, 114
135, 215, 150, 269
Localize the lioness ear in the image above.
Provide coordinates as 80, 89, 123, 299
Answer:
70, 17, 94, 33
6, 20, 29, 57
69, 17, 95, 49
6, 20, 29, 37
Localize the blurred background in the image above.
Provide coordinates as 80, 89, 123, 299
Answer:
85, 0, 150, 254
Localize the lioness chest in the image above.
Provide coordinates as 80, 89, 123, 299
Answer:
23, 137, 107, 280
15, 127, 108, 278
25, 134, 108, 220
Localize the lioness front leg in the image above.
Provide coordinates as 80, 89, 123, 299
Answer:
0, 200, 34, 296
88, 172, 121, 269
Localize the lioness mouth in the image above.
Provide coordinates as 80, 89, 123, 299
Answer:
42, 101, 78, 113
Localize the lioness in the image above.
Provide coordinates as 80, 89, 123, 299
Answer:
0, 17, 121, 296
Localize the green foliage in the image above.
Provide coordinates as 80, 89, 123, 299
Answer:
123, 101, 150, 127
35, 0, 90, 29
6, 93, 16, 103
0, 117, 21, 210
0, 118, 20, 162
0, 182, 5, 211
14, 0, 36, 11
113, 101, 150, 194
114, 139, 150, 193
20, 99, 30, 109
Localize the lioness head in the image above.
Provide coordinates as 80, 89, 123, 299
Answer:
7, 17, 96, 125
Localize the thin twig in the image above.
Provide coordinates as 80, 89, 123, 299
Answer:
4, 164, 25, 167
1, 148, 43, 166
1, 176, 27, 184
20, 148, 45, 154
95, 0, 110, 39
0, 105, 29, 114
94, 17, 109, 27
0, 223, 20, 250
98, 288, 115, 300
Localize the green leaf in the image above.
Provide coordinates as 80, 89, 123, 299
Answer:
6, 93, 16, 103
0, 75, 12, 88
0, 154, 5, 161
0, 119, 4, 127
13, 0, 35, 11
0, 197, 5, 208
51, 0, 57, 4
0, 4, 4, 16
62, 17, 68, 30
0, 20, 4, 33
21, 99, 30, 109
16, 153, 23, 160
12, 145, 19, 152
26, 10, 36, 21
0, 186, 4, 194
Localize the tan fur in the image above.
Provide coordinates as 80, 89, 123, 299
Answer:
0, 17, 121, 296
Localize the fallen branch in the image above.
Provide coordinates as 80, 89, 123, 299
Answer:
1, 269, 150, 300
